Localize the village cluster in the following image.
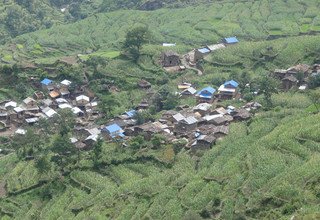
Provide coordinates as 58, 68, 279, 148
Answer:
0, 78, 99, 136
0, 35, 319, 153
273, 63, 320, 91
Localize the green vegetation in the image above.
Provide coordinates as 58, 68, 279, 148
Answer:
0, 0, 319, 219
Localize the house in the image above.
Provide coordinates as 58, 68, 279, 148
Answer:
213, 125, 229, 138
162, 51, 180, 67
172, 113, 186, 123
25, 117, 39, 125
233, 109, 251, 121
223, 37, 239, 44
23, 97, 39, 112
42, 107, 57, 118
193, 103, 212, 116
49, 90, 60, 99
14, 107, 24, 118
41, 78, 54, 91
196, 87, 216, 103
4, 101, 17, 110
84, 134, 99, 147
85, 102, 99, 115
194, 48, 210, 61
76, 95, 90, 106
181, 87, 197, 96
0, 108, 8, 121
103, 123, 125, 139
72, 107, 84, 117
211, 107, 228, 116
191, 134, 216, 153
207, 44, 225, 52
287, 64, 310, 76
178, 82, 192, 90
137, 80, 152, 89
160, 110, 177, 123
175, 116, 198, 134
61, 79, 72, 88
59, 103, 72, 109
282, 75, 298, 91
218, 80, 239, 99
60, 80, 71, 97
137, 100, 149, 110
33, 91, 45, 100
210, 116, 228, 126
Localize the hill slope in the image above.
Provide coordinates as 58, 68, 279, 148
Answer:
0, 97, 319, 219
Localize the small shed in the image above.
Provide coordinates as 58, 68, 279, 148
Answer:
223, 37, 239, 44
162, 51, 180, 67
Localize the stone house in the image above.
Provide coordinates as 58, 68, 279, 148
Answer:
282, 75, 298, 91
162, 51, 180, 67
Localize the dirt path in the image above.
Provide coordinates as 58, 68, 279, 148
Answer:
181, 54, 203, 76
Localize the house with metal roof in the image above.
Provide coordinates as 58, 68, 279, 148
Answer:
223, 37, 239, 44
181, 87, 197, 96
218, 80, 239, 100
76, 95, 90, 106
41, 78, 54, 90
104, 123, 125, 139
196, 86, 216, 103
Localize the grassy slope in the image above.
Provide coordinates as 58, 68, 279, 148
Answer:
0, 0, 319, 219
1, 0, 320, 64
0, 94, 319, 219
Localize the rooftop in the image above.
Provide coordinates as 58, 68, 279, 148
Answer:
41, 78, 53, 86
224, 36, 239, 44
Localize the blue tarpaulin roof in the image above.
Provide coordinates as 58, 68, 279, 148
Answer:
224, 80, 239, 88
198, 48, 210, 54
125, 110, 136, 118
224, 37, 239, 44
105, 124, 122, 133
41, 78, 52, 85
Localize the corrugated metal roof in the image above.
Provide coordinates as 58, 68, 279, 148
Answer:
224, 80, 239, 88
224, 37, 239, 44
183, 116, 198, 125
197, 86, 216, 96
198, 48, 210, 54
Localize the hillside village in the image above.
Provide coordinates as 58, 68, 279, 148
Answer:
1, 55, 319, 154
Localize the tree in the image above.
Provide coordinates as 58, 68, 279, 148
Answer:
258, 76, 279, 108
51, 134, 77, 172
92, 138, 103, 168
98, 95, 120, 119
35, 155, 51, 174
123, 26, 150, 61
152, 85, 179, 112
134, 110, 153, 125
309, 74, 320, 89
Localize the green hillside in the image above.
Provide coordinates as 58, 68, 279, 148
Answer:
0, 0, 319, 219
1, 0, 320, 64
0, 95, 319, 219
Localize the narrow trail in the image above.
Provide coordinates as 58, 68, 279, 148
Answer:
181, 54, 203, 76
